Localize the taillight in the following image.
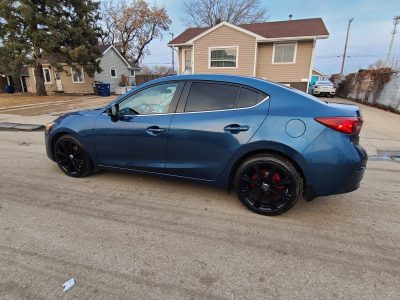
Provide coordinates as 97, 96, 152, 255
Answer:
314, 117, 363, 134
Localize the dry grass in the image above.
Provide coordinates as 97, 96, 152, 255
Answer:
0, 93, 95, 108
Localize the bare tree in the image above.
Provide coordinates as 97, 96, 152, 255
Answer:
101, 0, 171, 65
182, 0, 268, 27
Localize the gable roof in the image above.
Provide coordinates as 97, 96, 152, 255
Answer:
98, 44, 141, 70
169, 18, 329, 45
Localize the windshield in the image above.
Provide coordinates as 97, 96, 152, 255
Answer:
316, 81, 333, 86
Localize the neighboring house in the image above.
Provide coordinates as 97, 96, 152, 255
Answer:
168, 18, 329, 92
25, 53, 94, 94
95, 45, 141, 93
310, 68, 328, 85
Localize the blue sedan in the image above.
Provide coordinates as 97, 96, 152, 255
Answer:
45, 74, 367, 216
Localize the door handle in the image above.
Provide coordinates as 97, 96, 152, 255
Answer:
146, 126, 166, 135
224, 124, 249, 133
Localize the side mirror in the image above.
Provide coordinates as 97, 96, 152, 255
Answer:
109, 103, 119, 122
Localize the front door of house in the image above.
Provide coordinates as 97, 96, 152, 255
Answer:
55, 72, 63, 91
183, 49, 192, 74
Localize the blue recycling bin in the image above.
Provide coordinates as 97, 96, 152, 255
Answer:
6, 85, 15, 94
97, 83, 110, 97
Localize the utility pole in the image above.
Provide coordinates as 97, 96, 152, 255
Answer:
340, 18, 354, 75
386, 15, 400, 66
169, 32, 175, 74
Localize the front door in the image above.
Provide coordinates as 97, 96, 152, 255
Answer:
94, 81, 183, 171
182, 49, 192, 74
166, 81, 269, 180
55, 72, 63, 91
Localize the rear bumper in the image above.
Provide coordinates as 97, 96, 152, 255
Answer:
313, 90, 335, 96
302, 130, 368, 198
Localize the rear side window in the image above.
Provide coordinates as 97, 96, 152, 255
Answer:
237, 88, 266, 108
185, 82, 239, 112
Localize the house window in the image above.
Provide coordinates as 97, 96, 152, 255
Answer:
130, 69, 135, 77
273, 42, 297, 64
43, 68, 51, 83
209, 47, 238, 68
71, 67, 84, 83
110, 69, 117, 78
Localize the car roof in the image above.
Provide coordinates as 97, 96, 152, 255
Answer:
316, 81, 333, 84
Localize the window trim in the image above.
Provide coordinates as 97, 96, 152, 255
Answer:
110, 69, 117, 78
208, 46, 239, 69
43, 67, 52, 84
70, 66, 85, 83
272, 42, 297, 64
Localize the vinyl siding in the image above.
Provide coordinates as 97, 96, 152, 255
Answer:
256, 40, 314, 82
58, 65, 94, 94
192, 25, 256, 76
95, 48, 131, 92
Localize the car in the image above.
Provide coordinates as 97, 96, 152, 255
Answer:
45, 74, 367, 216
311, 80, 336, 97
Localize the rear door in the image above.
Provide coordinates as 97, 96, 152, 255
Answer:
165, 81, 269, 180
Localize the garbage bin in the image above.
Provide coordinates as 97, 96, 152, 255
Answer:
97, 83, 110, 97
6, 85, 15, 94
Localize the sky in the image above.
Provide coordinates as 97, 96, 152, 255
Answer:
142, 0, 400, 75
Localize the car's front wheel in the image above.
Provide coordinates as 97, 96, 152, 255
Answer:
234, 154, 303, 216
54, 134, 91, 177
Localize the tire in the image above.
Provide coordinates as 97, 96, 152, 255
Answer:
234, 154, 303, 216
53, 134, 92, 177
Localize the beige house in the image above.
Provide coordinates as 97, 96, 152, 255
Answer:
169, 18, 329, 92
26, 54, 94, 94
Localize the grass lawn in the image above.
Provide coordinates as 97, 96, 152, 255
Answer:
0, 93, 95, 108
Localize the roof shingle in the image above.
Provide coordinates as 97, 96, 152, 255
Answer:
169, 18, 328, 45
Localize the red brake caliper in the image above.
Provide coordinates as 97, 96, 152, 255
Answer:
272, 172, 284, 190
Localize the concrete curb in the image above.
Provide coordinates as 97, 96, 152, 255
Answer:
0, 122, 44, 131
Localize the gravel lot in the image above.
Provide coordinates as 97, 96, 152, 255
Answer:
0, 98, 399, 299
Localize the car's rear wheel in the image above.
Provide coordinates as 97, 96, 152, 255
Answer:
54, 134, 91, 177
234, 154, 302, 216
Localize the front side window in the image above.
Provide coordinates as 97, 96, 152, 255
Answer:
273, 43, 296, 64
43, 68, 51, 83
209, 47, 237, 68
185, 82, 239, 112
71, 67, 84, 83
111, 69, 117, 78
119, 82, 179, 115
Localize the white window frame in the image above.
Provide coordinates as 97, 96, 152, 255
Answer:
43, 67, 52, 84
208, 46, 239, 69
272, 42, 297, 64
110, 69, 117, 78
71, 67, 85, 83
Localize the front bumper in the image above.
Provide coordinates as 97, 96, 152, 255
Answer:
45, 132, 55, 161
313, 90, 336, 96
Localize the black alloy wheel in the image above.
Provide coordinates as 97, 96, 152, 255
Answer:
235, 154, 302, 216
54, 135, 91, 177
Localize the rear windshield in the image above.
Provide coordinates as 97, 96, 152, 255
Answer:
316, 81, 333, 86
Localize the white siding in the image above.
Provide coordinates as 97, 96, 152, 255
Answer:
95, 48, 131, 93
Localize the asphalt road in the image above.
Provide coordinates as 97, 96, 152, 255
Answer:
0, 99, 400, 299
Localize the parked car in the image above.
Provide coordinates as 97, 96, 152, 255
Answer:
45, 74, 367, 216
311, 80, 336, 97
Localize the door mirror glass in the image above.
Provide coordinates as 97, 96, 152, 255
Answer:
109, 103, 119, 122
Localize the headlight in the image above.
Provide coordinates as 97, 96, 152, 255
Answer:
44, 121, 55, 134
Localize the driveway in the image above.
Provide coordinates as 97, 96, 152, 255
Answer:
0, 98, 399, 299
